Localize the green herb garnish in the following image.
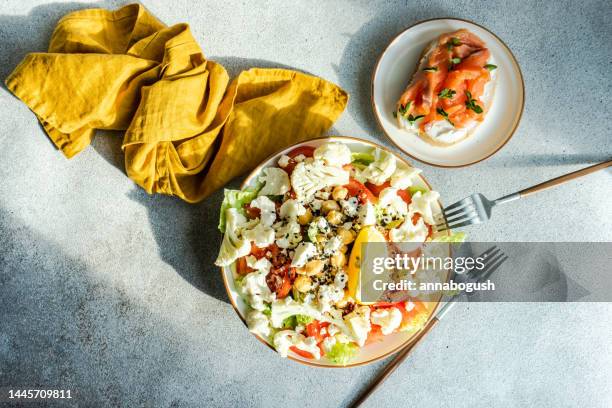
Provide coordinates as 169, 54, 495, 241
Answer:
465, 90, 483, 114
450, 57, 462, 65
446, 37, 461, 51
423, 66, 438, 72
438, 88, 456, 99
392, 111, 397, 118
436, 107, 454, 126
397, 101, 411, 116
484, 64, 497, 71
407, 114, 425, 126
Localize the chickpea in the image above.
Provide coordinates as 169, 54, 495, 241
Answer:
297, 208, 313, 225
294, 275, 313, 292
326, 210, 343, 225
332, 186, 348, 201
339, 245, 348, 253
321, 200, 340, 214
298, 259, 325, 276
337, 228, 355, 245
330, 252, 346, 268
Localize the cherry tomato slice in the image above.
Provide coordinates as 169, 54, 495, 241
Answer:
244, 203, 261, 219
250, 242, 268, 259
305, 320, 330, 343
290, 346, 315, 359
345, 179, 376, 203
287, 145, 315, 159
365, 324, 385, 345
397, 189, 412, 205
411, 213, 433, 238
235, 257, 253, 275
365, 181, 390, 197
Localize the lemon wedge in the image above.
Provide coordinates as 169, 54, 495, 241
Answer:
347, 226, 386, 305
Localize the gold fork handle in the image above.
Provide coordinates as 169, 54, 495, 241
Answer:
518, 160, 612, 198
349, 317, 439, 408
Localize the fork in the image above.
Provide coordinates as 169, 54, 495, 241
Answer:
435, 160, 612, 232
349, 246, 507, 408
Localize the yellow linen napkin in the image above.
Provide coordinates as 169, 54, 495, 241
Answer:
5, 4, 348, 202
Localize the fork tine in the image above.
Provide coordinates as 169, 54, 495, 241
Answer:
446, 217, 482, 230
473, 251, 505, 280
479, 255, 508, 281
444, 209, 479, 225
443, 203, 476, 220
443, 197, 474, 212
466, 247, 498, 278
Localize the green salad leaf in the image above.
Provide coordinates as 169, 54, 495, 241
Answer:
433, 231, 467, 243
408, 186, 429, 196
218, 187, 260, 233
351, 151, 375, 167
282, 316, 297, 329
326, 342, 358, 365
295, 315, 314, 325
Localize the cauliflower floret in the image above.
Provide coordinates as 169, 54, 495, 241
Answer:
390, 166, 422, 190
246, 256, 272, 272
409, 191, 441, 225
370, 307, 403, 335
273, 330, 321, 359
290, 160, 349, 201
214, 208, 251, 266
389, 215, 428, 243
313, 142, 352, 167
274, 220, 302, 249
242, 223, 275, 248
378, 187, 408, 216
279, 199, 306, 220
317, 284, 345, 313
291, 242, 317, 267
270, 297, 322, 328
246, 310, 272, 338
240, 270, 275, 311
357, 202, 377, 226
343, 306, 371, 346
361, 149, 396, 186
258, 167, 290, 196
250, 196, 277, 226
277, 154, 291, 168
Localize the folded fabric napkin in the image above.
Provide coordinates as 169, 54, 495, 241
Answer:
5, 4, 348, 202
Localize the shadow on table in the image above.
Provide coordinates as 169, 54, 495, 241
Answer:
333, 4, 449, 137
125, 185, 233, 304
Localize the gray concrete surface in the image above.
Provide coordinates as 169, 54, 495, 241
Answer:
1, 0, 611, 407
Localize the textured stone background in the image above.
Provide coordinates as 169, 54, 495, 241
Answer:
1, 0, 611, 407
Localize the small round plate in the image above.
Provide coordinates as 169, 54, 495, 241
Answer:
372, 18, 524, 167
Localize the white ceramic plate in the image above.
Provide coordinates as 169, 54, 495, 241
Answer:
372, 18, 524, 167
220, 136, 446, 368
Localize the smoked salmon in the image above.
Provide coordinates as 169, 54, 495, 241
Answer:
395, 29, 497, 146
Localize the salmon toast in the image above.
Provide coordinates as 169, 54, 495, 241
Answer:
395, 29, 497, 146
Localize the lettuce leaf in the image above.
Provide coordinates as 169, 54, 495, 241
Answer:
351, 151, 375, 167
218, 187, 260, 233
408, 185, 428, 196
433, 231, 466, 242
295, 315, 314, 325
326, 342, 358, 365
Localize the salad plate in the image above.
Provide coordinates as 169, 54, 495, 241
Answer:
372, 18, 524, 167
217, 136, 453, 367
